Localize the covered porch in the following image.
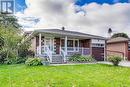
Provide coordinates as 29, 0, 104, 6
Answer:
35, 32, 91, 63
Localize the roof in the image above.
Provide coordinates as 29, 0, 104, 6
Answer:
32, 29, 106, 40
107, 37, 129, 43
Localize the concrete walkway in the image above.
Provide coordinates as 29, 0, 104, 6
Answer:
51, 61, 130, 67
51, 62, 96, 66
98, 61, 130, 67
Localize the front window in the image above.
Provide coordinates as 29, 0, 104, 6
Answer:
61, 39, 79, 51
75, 40, 78, 47
67, 40, 73, 47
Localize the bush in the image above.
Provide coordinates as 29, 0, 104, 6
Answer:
4, 51, 17, 64
18, 50, 35, 58
0, 50, 18, 64
27, 50, 35, 57
0, 50, 27, 64
16, 57, 27, 64
5, 57, 17, 64
69, 54, 95, 63
25, 58, 42, 66
0, 50, 6, 64
69, 54, 81, 62
108, 55, 122, 66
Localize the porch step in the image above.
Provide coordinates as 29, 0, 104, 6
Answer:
52, 55, 63, 64
36, 54, 63, 64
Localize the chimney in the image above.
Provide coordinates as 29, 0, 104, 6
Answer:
62, 27, 65, 31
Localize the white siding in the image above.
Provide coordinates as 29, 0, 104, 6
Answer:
91, 39, 105, 44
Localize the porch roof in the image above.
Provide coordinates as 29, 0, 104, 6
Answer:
32, 29, 106, 40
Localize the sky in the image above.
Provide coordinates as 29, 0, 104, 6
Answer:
15, 0, 130, 37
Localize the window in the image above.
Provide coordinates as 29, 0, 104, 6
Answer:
92, 43, 104, 47
75, 40, 78, 47
61, 39, 79, 51
67, 40, 73, 47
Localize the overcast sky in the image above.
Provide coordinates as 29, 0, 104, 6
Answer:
15, 0, 130, 37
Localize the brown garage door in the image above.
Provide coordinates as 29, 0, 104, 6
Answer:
92, 47, 104, 61
128, 51, 130, 61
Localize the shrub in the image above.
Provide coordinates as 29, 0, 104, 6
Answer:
25, 58, 42, 66
18, 49, 28, 58
0, 50, 6, 64
5, 57, 17, 64
4, 51, 17, 64
18, 50, 35, 58
0, 48, 20, 64
27, 50, 35, 57
16, 57, 27, 64
108, 55, 122, 66
69, 54, 81, 62
69, 54, 95, 63
0, 50, 27, 64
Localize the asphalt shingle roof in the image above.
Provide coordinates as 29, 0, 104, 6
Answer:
34, 29, 106, 39
107, 37, 129, 43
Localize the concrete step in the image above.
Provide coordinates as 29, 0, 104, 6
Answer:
36, 54, 64, 64
52, 55, 63, 64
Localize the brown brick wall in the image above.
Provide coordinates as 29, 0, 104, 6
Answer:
79, 39, 90, 48
107, 42, 128, 59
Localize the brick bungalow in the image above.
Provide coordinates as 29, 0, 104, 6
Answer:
25, 28, 106, 63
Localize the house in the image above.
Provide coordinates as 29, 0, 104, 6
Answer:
25, 28, 106, 63
107, 37, 130, 60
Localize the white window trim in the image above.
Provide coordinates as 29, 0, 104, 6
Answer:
61, 38, 79, 52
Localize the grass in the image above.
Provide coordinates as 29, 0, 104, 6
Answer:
0, 64, 130, 87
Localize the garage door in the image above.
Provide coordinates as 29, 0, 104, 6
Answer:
128, 51, 130, 61
92, 47, 104, 61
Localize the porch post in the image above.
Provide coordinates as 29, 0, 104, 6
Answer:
39, 33, 42, 55
73, 39, 75, 51
65, 36, 68, 56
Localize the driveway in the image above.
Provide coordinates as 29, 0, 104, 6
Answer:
98, 61, 130, 67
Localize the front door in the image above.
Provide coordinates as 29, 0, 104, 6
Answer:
55, 38, 60, 54
44, 38, 54, 52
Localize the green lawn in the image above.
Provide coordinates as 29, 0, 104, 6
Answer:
0, 64, 130, 87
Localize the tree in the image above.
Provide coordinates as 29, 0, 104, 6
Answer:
0, 14, 20, 28
0, 14, 23, 64
0, 36, 4, 49
0, 25, 22, 64
18, 40, 31, 58
111, 33, 129, 38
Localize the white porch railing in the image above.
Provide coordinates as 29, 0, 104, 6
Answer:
61, 47, 90, 56
36, 46, 90, 63
36, 46, 52, 62
44, 45, 52, 62
60, 48, 66, 62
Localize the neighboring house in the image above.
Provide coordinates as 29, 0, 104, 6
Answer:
107, 37, 130, 60
25, 29, 106, 63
